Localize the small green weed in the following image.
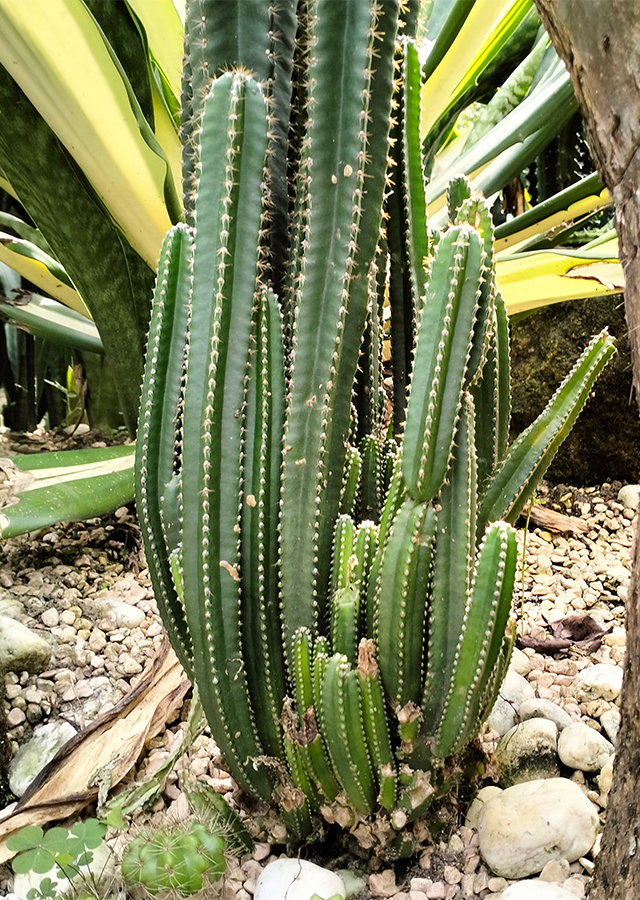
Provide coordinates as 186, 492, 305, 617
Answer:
7, 819, 110, 900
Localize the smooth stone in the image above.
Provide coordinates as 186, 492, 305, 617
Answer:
617, 484, 640, 511
518, 698, 573, 732
334, 869, 367, 898
501, 882, 581, 899
557, 722, 614, 772
0, 592, 23, 618
9, 721, 77, 797
465, 786, 503, 829
539, 858, 571, 882
477, 777, 599, 879
600, 708, 621, 744
573, 664, 623, 703
495, 718, 559, 787
487, 670, 535, 735
0, 615, 52, 673
84, 598, 146, 630
509, 647, 532, 677
597, 753, 615, 804
12, 841, 114, 900
254, 860, 346, 900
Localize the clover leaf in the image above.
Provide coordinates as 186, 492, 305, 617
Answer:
7, 826, 56, 876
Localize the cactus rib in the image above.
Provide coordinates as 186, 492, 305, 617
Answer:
402, 224, 484, 503
422, 393, 477, 734
135, 223, 193, 676
180, 72, 272, 800
240, 290, 287, 758
374, 497, 437, 708
321, 654, 376, 816
279, 0, 398, 661
358, 640, 397, 810
435, 521, 517, 757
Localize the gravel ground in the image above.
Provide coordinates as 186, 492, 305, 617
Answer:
0, 473, 633, 900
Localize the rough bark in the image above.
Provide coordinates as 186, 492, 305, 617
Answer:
534, 3, 640, 897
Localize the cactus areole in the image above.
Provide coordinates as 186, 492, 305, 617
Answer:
135, 0, 615, 848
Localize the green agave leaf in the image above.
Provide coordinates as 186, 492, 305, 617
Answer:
420, 0, 533, 142
126, 0, 184, 102
428, 70, 576, 217
0, 0, 181, 267
0, 232, 87, 317
0, 63, 156, 435
0, 294, 103, 354
0, 445, 135, 539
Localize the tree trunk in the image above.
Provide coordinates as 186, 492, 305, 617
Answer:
534, 3, 640, 896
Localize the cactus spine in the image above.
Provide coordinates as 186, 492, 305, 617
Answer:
136, 1, 616, 849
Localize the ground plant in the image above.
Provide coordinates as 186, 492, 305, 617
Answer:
6, 819, 110, 900
134, 0, 615, 852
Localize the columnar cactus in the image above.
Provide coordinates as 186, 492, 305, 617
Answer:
135, 0, 615, 851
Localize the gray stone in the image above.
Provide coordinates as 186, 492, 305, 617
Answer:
600, 708, 621, 744
557, 722, 614, 772
477, 777, 599, 879
518, 698, 573, 732
617, 484, 640, 511
254, 859, 346, 900
0, 615, 52, 673
9, 721, 77, 797
573, 664, 623, 703
495, 718, 560, 787
487, 670, 535, 736
501, 882, 582, 899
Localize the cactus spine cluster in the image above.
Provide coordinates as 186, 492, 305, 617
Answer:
135, 0, 616, 849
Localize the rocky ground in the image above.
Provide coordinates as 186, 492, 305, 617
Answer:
0, 437, 634, 900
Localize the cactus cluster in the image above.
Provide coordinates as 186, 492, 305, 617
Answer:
135, 0, 615, 850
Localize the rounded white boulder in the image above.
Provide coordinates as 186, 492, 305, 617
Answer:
254, 859, 346, 900
557, 722, 614, 772
477, 777, 599, 879
573, 664, 623, 703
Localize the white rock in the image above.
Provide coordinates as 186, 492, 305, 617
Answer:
509, 647, 532, 677
477, 777, 599, 879
0, 615, 52, 673
557, 722, 614, 772
487, 670, 535, 735
465, 786, 503, 829
9, 721, 77, 797
495, 718, 560, 786
501, 881, 582, 899
254, 859, 346, 900
63, 422, 90, 435
600, 708, 621, 745
518, 699, 573, 732
573, 664, 623, 703
84, 598, 146, 630
597, 753, 615, 803
617, 484, 640, 511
